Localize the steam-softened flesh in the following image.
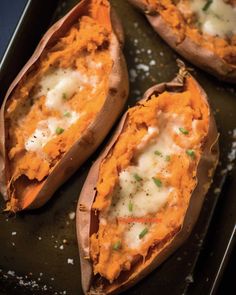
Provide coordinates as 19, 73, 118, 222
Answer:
5, 16, 112, 187
90, 78, 210, 283
144, 0, 236, 69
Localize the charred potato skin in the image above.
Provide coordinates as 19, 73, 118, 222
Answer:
76, 68, 219, 294
0, 0, 129, 211
129, 0, 236, 83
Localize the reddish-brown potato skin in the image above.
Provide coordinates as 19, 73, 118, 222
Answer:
76, 68, 219, 294
0, 0, 129, 211
129, 0, 236, 83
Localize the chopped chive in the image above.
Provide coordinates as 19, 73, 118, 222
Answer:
202, 0, 213, 11
134, 173, 142, 182
139, 228, 148, 239
152, 177, 162, 188
56, 127, 64, 135
186, 149, 195, 159
128, 201, 133, 212
179, 127, 189, 135
62, 93, 67, 100
154, 150, 162, 156
113, 240, 121, 251
165, 155, 171, 162
63, 111, 71, 117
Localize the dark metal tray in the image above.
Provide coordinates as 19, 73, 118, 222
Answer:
0, 1, 235, 294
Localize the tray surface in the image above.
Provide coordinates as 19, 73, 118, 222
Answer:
0, 0, 235, 294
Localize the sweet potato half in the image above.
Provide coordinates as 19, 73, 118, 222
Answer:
0, 0, 129, 212
77, 65, 219, 294
129, 0, 236, 83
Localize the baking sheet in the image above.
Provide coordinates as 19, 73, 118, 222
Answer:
0, 0, 236, 294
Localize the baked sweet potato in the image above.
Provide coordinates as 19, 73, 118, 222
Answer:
129, 0, 236, 83
76, 65, 219, 294
0, 0, 129, 212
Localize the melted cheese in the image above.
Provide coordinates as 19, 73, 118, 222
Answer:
190, 0, 236, 37
25, 111, 80, 152
106, 113, 184, 249
86, 57, 102, 69
124, 223, 151, 249
25, 68, 99, 152
37, 69, 98, 113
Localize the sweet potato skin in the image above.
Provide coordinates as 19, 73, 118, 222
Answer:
0, 0, 129, 211
76, 67, 219, 294
129, 0, 236, 83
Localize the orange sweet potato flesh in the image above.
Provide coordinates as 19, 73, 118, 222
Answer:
129, 0, 236, 83
76, 66, 219, 294
0, 0, 129, 212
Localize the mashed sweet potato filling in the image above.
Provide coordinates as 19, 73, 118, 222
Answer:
5, 16, 112, 197
90, 78, 209, 282
146, 0, 236, 65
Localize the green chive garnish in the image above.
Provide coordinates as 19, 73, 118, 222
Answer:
134, 173, 142, 182
154, 150, 162, 156
152, 177, 162, 188
113, 240, 121, 251
56, 127, 64, 135
128, 201, 133, 212
139, 228, 148, 239
62, 93, 67, 100
63, 111, 71, 117
186, 149, 195, 159
202, 0, 213, 11
165, 155, 171, 162
179, 127, 189, 135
